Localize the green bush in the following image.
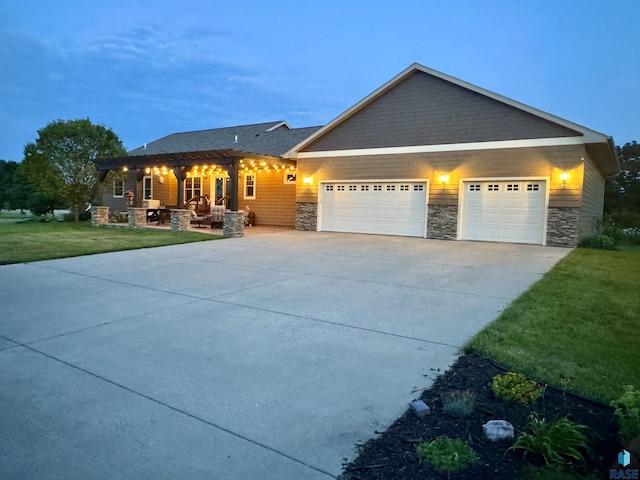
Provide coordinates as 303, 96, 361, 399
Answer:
492, 372, 545, 405
443, 390, 476, 418
622, 227, 640, 245
577, 233, 616, 250
611, 385, 640, 444
509, 413, 590, 466
416, 436, 478, 478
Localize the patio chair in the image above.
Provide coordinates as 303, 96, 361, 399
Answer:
210, 205, 225, 229
189, 205, 211, 228
244, 206, 254, 227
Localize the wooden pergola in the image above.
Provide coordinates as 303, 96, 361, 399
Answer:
95, 149, 296, 211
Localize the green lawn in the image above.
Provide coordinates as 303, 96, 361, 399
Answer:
467, 248, 640, 403
0, 221, 219, 264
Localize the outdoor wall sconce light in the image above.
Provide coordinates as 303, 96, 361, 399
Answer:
439, 174, 449, 185
121, 166, 128, 172
560, 172, 569, 184
303, 176, 313, 185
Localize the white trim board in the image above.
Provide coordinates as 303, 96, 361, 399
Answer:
295, 137, 585, 159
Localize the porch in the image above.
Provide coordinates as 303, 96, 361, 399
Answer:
95, 148, 298, 237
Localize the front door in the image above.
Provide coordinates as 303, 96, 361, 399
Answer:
213, 177, 227, 206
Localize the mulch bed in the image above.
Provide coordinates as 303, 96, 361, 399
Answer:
339, 353, 620, 479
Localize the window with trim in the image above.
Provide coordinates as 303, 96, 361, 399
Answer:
143, 176, 152, 200
185, 177, 202, 201
244, 174, 256, 199
113, 178, 124, 198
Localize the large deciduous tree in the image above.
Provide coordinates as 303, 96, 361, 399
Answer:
605, 141, 640, 227
0, 160, 19, 210
22, 119, 126, 221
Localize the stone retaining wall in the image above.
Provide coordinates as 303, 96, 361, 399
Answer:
295, 202, 317, 231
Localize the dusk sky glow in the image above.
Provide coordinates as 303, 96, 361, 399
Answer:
1, 0, 638, 161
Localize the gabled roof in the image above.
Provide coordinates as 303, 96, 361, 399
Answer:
284, 63, 617, 173
128, 121, 320, 158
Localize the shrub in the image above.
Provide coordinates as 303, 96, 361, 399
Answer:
622, 227, 640, 245
109, 211, 129, 223
416, 436, 478, 478
443, 390, 476, 418
611, 385, 640, 444
577, 233, 616, 250
492, 372, 545, 405
509, 413, 590, 466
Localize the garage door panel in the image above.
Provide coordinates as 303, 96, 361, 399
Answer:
321, 181, 427, 237
461, 180, 546, 245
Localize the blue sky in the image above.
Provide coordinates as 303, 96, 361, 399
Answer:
1, 0, 638, 161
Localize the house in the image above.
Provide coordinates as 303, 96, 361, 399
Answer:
96, 63, 618, 246
96, 121, 320, 227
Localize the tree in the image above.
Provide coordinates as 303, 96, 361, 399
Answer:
0, 160, 19, 210
605, 141, 640, 227
22, 119, 126, 221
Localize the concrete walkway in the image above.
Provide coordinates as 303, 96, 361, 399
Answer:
0, 232, 570, 479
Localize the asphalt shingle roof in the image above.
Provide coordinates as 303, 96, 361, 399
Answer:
128, 121, 320, 158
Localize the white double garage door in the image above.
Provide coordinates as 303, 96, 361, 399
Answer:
318, 179, 547, 244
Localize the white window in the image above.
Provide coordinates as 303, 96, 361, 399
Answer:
337, 185, 345, 191
244, 174, 256, 199
361, 185, 369, 191
507, 184, 519, 191
349, 185, 357, 191
386, 185, 396, 191
488, 184, 499, 192
413, 184, 424, 191
469, 184, 481, 192
143, 176, 152, 200
400, 185, 409, 191
373, 185, 382, 191
325, 185, 334, 191
185, 177, 202, 201
527, 183, 540, 191
113, 178, 124, 198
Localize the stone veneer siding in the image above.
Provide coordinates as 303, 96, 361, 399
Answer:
128, 207, 147, 228
170, 209, 191, 231
295, 202, 317, 231
91, 206, 109, 226
223, 211, 245, 238
546, 207, 580, 247
426, 204, 457, 240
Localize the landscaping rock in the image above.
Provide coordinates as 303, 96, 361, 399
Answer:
409, 399, 430, 418
482, 420, 515, 441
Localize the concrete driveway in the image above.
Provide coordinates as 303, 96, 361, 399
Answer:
0, 231, 569, 479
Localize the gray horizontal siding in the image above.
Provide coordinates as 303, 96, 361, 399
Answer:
304, 71, 581, 152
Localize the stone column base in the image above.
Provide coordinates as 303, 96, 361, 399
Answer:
170, 209, 192, 231
91, 206, 110, 226
128, 207, 147, 228
223, 211, 245, 237
426, 204, 458, 240
546, 207, 580, 247
295, 202, 318, 231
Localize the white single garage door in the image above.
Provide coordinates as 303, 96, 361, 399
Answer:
320, 181, 427, 237
460, 180, 546, 244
